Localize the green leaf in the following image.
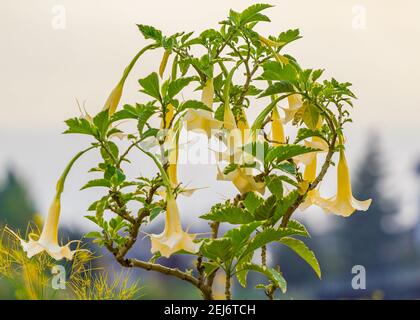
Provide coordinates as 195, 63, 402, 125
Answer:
259, 81, 294, 98
280, 237, 321, 278
178, 100, 212, 113
139, 72, 161, 100
260, 61, 298, 83
285, 220, 310, 238
63, 118, 94, 136
294, 128, 328, 144
81, 179, 111, 190
200, 206, 254, 224
137, 24, 162, 42
265, 144, 317, 164
236, 251, 254, 287
239, 4, 273, 25
93, 110, 110, 138
224, 222, 261, 252
277, 29, 301, 45
272, 190, 299, 223
243, 192, 263, 214
137, 103, 157, 134
84, 231, 102, 239
241, 228, 289, 259
200, 238, 233, 262
253, 195, 277, 221
166, 77, 196, 100
149, 206, 164, 221
302, 103, 320, 130
265, 175, 283, 199
244, 263, 287, 293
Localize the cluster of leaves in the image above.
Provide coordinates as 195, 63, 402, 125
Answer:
62, 3, 356, 299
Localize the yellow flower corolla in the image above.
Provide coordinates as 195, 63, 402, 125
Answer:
317, 150, 372, 217
161, 104, 178, 187
103, 44, 155, 115
271, 106, 285, 145
217, 167, 265, 195
185, 79, 222, 138
9, 194, 78, 261
102, 81, 123, 115
159, 49, 171, 78
282, 94, 303, 124
150, 195, 200, 258
299, 150, 324, 210
258, 35, 289, 65
295, 136, 329, 166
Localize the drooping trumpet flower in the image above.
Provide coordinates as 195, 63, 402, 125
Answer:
161, 103, 178, 187
282, 94, 303, 124
159, 49, 171, 78
103, 44, 155, 115
185, 78, 222, 138
258, 35, 289, 65
317, 150, 372, 217
299, 149, 324, 210
8, 148, 93, 260
271, 106, 285, 145
150, 193, 200, 258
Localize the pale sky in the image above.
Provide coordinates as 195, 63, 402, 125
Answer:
0, 0, 419, 232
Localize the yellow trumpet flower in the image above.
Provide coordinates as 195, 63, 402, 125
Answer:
271, 106, 285, 145
317, 150, 372, 217
282, 94, 303, 124
217, 167, 265, 195
102, 81, 123, 115
150, 195, 200, 258
159, 49, 171, 78
103, 44, 155, 115
185, 79, 222, 138
161, 103, 178, 187
299, 151, 324, 210
8, 147, 93, 260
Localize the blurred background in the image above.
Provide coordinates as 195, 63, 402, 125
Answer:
1, 0, 420, 299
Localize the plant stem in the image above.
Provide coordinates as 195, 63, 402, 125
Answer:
225, 271, 231, 300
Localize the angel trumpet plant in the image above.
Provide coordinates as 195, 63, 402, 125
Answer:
318, 149, 372, 217
9, 147, 94, 260
185, 78, 222, 138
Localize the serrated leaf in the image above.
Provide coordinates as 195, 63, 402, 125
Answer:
178, 100, 212, 113
137, 24, 162, 42
243, 192, 263, 214
265, 175, 283, 199
286, 220, 310, 238
239, 4, 273, 25
200, 206, 254, 224
139, 72, 161, 100
253, 195, 277, 220
93, 110, 110, 138
166, 77, 196, 100
280, 237, 321, 278
84, 231, 102, 239
260, 61, 298, 83
200, 238, 233, 262
63, 118, 94, 136
259, 81, 294, 98
278, 29, 301, 44
241, 228, 290, 259
244, 263, 287, 293
294, 128, 328, 144
236, 251, 254, 287
265, 144, 317, 164
302, 103, 320, 130
224, 221, 261, 252
81, 179, 111, 190
272, 190, 299, 223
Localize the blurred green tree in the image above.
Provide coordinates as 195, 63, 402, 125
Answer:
0, 168, 36, 229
